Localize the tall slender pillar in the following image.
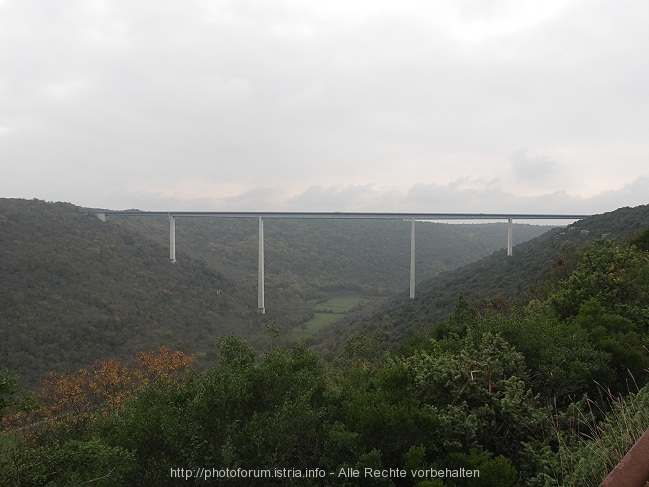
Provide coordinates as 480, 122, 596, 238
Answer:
507, 218, 513, 256
258, 217, 265, 314
169, 215, 176, 263
410, 218, 416, 299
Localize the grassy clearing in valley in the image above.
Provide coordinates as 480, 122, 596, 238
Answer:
313, 296, 368, 313
293, 296, 368, 340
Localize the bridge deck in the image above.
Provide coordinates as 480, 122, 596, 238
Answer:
99, 211, 590, 220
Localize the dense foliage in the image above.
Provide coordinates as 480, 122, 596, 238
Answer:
0, 199, 268, 389
2, 230, 649, 486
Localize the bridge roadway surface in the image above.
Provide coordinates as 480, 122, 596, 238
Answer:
97, 211, 591, 312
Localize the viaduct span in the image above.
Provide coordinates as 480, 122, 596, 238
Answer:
96, 211, 589, 313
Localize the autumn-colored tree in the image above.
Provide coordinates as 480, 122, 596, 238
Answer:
0, 347, 192, 441
136, 346, 194, 384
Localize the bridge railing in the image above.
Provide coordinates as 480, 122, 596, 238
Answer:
600, 427, 649, 487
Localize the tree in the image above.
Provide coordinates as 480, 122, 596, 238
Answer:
386, 331, 551, 480
476, 305, 613, 403
0, 347, 193, 443
549, 240, 649, 325
570, 299, 649, 392
629, 227, 649, 252
547, 240, 649, 392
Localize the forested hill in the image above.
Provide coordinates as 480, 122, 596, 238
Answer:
0, 199, 262, 388
1, 198, 548, 388
312, 204, 649, 354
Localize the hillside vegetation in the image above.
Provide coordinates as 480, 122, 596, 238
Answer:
311, 204, 649, 355
0, 198, 547, 388
0, 199, 264, 388
2, 220, 649, 486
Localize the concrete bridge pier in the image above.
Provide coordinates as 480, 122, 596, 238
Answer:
258, 216, 265, 314
507, 218, 513, 256
169, 214, 176, 263
410, 218, 416, 299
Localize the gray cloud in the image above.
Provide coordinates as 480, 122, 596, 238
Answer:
511, 150, 559, 183
287, 184, 402, 211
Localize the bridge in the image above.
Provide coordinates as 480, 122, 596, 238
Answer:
96, 211, 590, 313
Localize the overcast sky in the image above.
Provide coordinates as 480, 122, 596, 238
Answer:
1, 0, 648, 215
